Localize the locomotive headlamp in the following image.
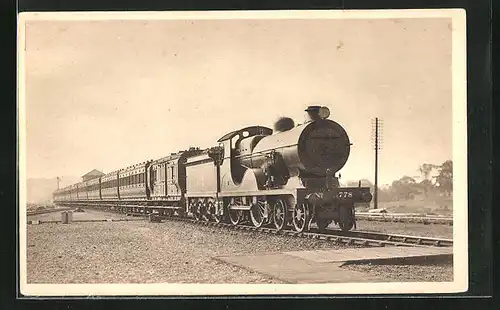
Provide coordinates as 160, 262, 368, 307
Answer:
319, 106, 330, 119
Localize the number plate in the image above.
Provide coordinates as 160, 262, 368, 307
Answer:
337, 191, 353, 199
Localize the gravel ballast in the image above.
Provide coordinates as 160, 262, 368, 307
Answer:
27, 220, 351, 284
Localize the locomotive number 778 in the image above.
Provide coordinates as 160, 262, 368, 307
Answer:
337, 191, 354, 199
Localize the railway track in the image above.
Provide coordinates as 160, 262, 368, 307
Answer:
157, 215, 453, 248
57, 205, 453, 249
318, 228, 453, 247
26, 207, 72, 216
355, 212, 453, 225
27, 218, 146, 224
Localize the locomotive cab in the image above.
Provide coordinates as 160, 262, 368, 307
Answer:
216, 126, 273, 186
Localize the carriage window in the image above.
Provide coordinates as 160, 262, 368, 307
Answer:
171, 166, 174, 179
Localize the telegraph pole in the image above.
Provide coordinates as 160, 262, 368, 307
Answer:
371, 118, 383, 209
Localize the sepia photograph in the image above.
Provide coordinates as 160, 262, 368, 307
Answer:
18, 9, 467, 296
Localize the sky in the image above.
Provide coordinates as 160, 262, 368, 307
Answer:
22, 16, 452, 185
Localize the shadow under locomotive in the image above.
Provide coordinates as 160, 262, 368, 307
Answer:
53, 106, 372, 233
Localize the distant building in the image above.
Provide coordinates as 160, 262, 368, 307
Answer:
81, 169, 105, 182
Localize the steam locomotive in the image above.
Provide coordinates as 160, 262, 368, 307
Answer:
53, 106, 372, 232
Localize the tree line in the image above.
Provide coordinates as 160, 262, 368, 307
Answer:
345, 160, 453, 201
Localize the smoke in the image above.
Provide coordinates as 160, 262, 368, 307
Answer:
273, 117, 295, 133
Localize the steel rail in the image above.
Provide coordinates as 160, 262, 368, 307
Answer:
26, 207, 73, 216
159, 216, 452, 248
318, 228, 453, 247
355, 212, 453, 225
27, 218, 146, 224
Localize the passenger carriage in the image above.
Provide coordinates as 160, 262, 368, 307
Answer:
148, 148, 203, 218
100, 170, 119, 201
86, 177, 101, 200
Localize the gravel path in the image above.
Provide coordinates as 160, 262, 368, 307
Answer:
27, 220, 351, 284
341, 262, 453, 282
352, 220, 453, 239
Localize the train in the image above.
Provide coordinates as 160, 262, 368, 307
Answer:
53, 105, 373, 232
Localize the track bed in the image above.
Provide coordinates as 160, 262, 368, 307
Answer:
27, 219, 354, 284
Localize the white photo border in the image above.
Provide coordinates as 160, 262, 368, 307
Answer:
17, 8, 467, 296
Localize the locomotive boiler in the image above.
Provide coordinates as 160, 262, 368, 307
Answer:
235, 113, 351, 188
